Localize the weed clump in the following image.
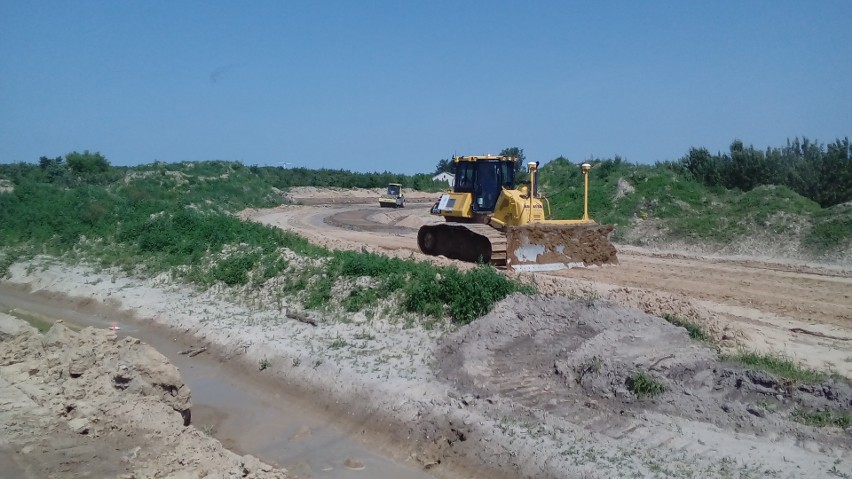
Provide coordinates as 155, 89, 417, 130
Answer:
258, 357, 271, 371
627, 371, 666, 399
792, 408, 852, 429
660, 313, 710, 342
727, 351, 826, 384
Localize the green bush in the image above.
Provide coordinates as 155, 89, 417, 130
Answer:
66, 150, 110, 175
210, 253, 260, 286
259, 257, 289, 283
681, 138, 852, 208
445, 265, 534, 323
318, 251, 532, 322
399, 264, 533, 324
1, 160, 531, 324
402, 272, 446, 318
535, 145, 851, 257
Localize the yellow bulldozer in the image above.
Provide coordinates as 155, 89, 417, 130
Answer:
418, 155, 617, 271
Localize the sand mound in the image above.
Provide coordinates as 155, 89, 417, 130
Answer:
437, 295, 851, 473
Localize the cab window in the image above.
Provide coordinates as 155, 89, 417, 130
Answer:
454, 162, 475, 193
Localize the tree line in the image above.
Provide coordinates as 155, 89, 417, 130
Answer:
0, 153, 449, 192
680, 137, 851, 207
2, 138, 849, 207
1, 150, 124, 187
253, 166, 447, 191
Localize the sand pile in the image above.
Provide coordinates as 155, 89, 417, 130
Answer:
0, 313, 288, 479
434, 294, 852, 477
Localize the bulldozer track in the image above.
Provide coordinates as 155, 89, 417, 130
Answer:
459, 223, 508, 267
417, 222, 508, 266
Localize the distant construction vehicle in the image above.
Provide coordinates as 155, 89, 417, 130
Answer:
378, 183, 405, 208
418, 156, 617, 271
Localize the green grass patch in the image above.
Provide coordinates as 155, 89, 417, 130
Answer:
0, 247, 36, 277
537, 156, 851, 258
792, 408, 852, 428
0, 160, 531, 325
401, 264, 535, 324
627, 371, 666, 399
4, 309, 55, 333
727, 351, 826, 384
315, 251, 533, 323
660, 313, 710, 342
304, 275, 334, 310
210, 252, 261, 286
258, 256, 289, 284
342, 287, 379, 312
807, 203, 852, 252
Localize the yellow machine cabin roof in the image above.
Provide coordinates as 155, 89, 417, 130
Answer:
452, 155, 517, 163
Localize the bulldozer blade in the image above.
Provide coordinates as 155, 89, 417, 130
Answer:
505, 224, 618, 272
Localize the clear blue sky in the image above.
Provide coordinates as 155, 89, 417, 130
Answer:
2, 1, 850, 174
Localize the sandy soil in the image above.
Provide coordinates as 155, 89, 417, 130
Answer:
0, 313, 287, 479
1, 190, 851, 478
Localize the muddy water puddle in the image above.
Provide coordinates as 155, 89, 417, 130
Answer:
0, 287, 433, 479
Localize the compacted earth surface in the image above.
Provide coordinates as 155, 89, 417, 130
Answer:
1, 188, 851, 478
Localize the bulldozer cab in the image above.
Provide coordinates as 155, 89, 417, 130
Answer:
386, 183, 401, 196
453, 156, 516, 213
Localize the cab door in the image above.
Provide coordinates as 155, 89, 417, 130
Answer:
473, 161, 501, 213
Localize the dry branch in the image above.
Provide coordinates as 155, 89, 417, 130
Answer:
179, 346, 208, 357
286, 309, 317, 326
789, 328, 851, 341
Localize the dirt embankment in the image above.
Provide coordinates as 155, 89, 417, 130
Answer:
0, 313, 288, 479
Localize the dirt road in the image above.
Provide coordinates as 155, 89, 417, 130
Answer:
244, 203, 852, 376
